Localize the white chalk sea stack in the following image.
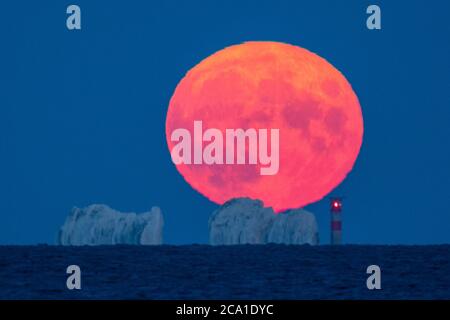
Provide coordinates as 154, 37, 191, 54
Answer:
209, 198, 319, 245
58, 204, 163, 245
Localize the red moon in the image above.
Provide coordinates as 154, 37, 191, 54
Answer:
166, 42, 363, 212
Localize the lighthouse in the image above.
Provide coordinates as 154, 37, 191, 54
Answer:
330, 198, 342, 245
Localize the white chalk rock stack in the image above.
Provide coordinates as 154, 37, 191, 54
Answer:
58, 204, 163, 245
209, 198, 319, 245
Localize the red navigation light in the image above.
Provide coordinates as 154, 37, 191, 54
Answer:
330, 199, 342, 212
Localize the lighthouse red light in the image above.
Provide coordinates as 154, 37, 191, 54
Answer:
330, 199, 342, 212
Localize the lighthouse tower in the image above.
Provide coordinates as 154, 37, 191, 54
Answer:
330, 198, 342, 245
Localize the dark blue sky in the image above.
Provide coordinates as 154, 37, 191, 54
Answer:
0, 0, 449, 245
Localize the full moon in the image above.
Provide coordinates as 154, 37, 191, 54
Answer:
166, 41, 363, 212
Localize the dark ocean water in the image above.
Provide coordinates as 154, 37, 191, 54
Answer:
0, 245, 449, 300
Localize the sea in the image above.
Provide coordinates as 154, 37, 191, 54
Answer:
0, 244, 449, 300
